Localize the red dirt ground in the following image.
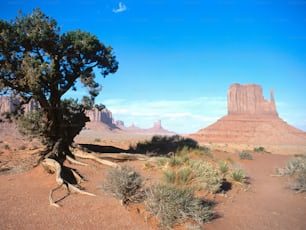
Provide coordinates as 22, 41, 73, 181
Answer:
1, 130, 306, 229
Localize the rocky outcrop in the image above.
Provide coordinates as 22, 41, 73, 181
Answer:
191, 83, 306, 146
85, 108, 118, 129
115, 120, 125, 127
228, 84, 277, 116
0, 96, 40, 115
153, 120, 162, 129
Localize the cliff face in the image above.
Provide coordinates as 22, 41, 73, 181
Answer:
0, 97, 19, 114
228, 84, 277, 116
85, 108, 118, 129
191, 83, 306, 146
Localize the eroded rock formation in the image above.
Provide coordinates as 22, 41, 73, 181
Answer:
85, 108, 118, 129
228, 84, 277, 116
191, 83, 306, 146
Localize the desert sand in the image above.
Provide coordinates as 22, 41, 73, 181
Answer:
1, 128, 306, 230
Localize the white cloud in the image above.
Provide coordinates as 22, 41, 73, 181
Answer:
112, 2, 127, 13
102, 97, 227, 133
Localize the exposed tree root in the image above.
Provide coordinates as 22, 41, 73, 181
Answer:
66, 155, 88, 166
71, 146, 150, 163
42, 158, 95, 207
41, 146, 151, 207
72, 148, 121, 168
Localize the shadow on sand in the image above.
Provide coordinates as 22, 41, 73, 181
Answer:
79, 135, 200, 156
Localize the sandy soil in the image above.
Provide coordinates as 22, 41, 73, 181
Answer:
1, 130, 306, 230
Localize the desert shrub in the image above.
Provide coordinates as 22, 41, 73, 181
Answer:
164, 169, 176, 184
145, 184, 213, 228
176, 145, 190, 157
164, 167, 194, 186
238, 151, 253, 160
192, 146, 213, 158
18, 144, 27, 150
102, 166, 145, 205
276, 155, 306, 192
169, 157, 183, 167
291, 168, 306, 192
230, 169, 246, 184
191, 161, 222, 193
177, 167, 193, 184
94, 138, 101, 142
155, 157, 168, 169
254, 146, 265, 153
15, 111, 45, 139
143, 161, 155, 170
276, 157, 306, 176
218, 160, 229, 177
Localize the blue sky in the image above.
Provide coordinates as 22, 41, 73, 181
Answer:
2, 0, 306, 133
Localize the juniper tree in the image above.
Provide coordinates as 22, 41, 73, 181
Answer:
0, 9, 118, 205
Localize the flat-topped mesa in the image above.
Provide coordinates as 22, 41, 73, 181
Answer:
228, 83, 278, 116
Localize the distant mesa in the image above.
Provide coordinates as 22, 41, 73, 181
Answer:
228, 83, 277, 116
0, 96, 175, 135
85, 106, 175, 134
118, 120, 175, 135
85, 107, 119, 131
190, 83, 306, 145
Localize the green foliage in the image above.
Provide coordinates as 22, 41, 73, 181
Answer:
168, 157, 183, 167
218, 160, 229, 177
177, 167, 193, 184
230, 169, 246, 184
102, 166, 145, 205
238, 151, 253, 160
176, 145, 190, 156
191, 161, 222, 193
94, 138, 101, 142
145, 184, 213, 228
0, 9, 118, 156
164, 167, 193, 186
164, 169, 177, 184
191, 145, 213, 158
254, 146, 266, 153
15, 110, 45, 140
155, 157, 167, 169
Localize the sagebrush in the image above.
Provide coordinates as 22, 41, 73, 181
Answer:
102, 166, 145, 205
145, 184, 213, 228
276, 155, 306, 192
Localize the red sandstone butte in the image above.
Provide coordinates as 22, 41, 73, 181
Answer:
191, 83, 306, 145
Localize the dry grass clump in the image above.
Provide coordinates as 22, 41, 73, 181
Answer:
190, 161, 222, 193
253, 146, 266, 153
218, 160, 229, 177
230, 169, 246, 184
102, 166, 145, 205
238, 151, 253, 160
145, 184, 213, 228
159, 149, 222, 193
276, 154, 306, 192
